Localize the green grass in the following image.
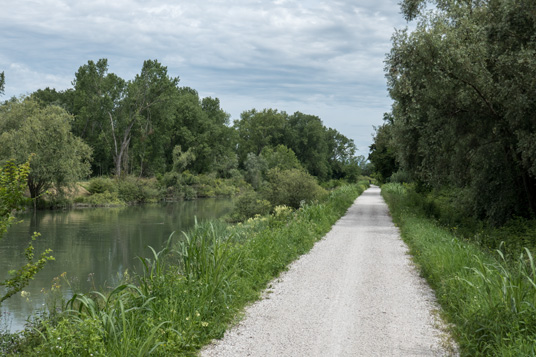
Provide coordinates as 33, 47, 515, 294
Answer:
1, 181, 368, 356
382, 183, 536, 356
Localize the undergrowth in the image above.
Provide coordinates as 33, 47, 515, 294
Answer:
382, 183, 536, 356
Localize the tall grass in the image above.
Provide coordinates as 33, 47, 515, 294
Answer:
382, 183, 536, 355
3, 181, 368, 355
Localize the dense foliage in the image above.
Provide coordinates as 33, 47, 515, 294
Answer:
375, 0, 536, 225
234, 109, 360, 182
0, 98, 92, 202
5, 59, 363, 192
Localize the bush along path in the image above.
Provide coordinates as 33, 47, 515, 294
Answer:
201, 185, 456, 356
382, 183, 536, 356
2, 182, 368, 356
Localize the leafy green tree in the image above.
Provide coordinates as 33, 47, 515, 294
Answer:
167, 89, 235, 175
326, 128, 360, 180
201, 97, 237, 175
368, 120, 398, 183
244, 153, 267, 190
125, 60, 179, 176
285, 112, 331, 181
31, 87, 70, 109
386, 0, 536, 224
0, 98, 92, 201
234, 109, 288, 164
260, 145, 303, 172
0, 71, 4, 96
172, 145, 196, 173
71, 59, 179, 177
71, 59, 125, 175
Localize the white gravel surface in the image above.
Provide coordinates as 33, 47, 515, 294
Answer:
201, 186, 456, 356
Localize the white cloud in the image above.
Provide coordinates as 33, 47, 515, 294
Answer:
0, 0, 408, 153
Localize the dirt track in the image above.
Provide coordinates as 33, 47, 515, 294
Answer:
201, 186, 456, 356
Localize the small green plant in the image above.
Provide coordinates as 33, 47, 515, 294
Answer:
1, 232, 54, 304
0, 159, 31, 237
176, 222, 241, 298
0, 158, 54, 306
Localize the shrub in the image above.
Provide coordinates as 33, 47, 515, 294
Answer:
117, 176, 161, 203
231, 191, 271, 221
87, 177, 116, 194
183, 185, 197, 200
74, 191, 124, 206
264, 168, 327, 209
389, 170, 412, 183
321, 179, 348, 190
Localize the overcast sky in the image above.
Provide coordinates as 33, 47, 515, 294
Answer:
0, 0, 409, 155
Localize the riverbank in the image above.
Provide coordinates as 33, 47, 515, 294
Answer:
34, 174, 246, 210
1, 182, 368, 355
382, 183, 536, 355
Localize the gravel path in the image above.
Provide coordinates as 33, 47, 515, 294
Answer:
201, 186, 456, 356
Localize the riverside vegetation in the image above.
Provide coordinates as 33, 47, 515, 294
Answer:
382, 183, 536, 356
0, 182, 368, 355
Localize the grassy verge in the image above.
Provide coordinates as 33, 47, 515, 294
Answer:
2, 181, 368, 356
382, 183, 536, 356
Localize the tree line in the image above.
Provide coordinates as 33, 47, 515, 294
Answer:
370, 0, 536, 225
0, 59, 365, 202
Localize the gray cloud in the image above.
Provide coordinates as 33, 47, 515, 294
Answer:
0, 0, 408, 154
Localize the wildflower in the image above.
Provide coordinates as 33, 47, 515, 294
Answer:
195, 311, 200, 317
201, 322, 209, 327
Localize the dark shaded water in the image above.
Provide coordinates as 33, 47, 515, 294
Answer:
0, 198, 233, 332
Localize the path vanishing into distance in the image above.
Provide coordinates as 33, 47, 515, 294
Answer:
202, 186, 457, 356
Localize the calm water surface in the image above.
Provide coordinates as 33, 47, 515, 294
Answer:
0, 198, 233, 332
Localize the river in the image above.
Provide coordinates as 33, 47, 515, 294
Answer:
0, 198, 234, 333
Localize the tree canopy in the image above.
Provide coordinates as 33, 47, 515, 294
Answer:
1, 58, 362, 206
70, 59, 179, 177
0, 71, 5, 96
382, 0, 536, 224
0, 98, 92, 200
